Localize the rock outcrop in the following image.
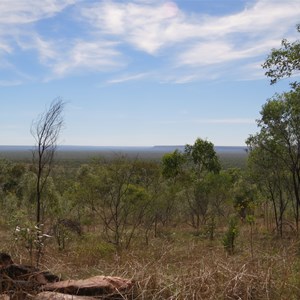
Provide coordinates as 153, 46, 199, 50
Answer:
42, 276, 134, 298
0, 253, 134, 299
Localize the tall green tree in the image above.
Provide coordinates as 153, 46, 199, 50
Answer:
184, 139, 221, 230
185, 138, 221, 178
161, 150, 186, 180
247, 87, 300, 230
262, 24, 300, 86
161, 138, 221, 232
247, 24, 300, 234
248, 146, 290, 236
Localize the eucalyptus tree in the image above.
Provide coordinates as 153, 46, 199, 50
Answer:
84, 157, 154, 249
185, 138, 221, 179
247, 88, 300, 231
262, 24, 300, 86
247, 146, 290, 236
246, 25, 300, 234
184, 139, 221, 230
162, 150, 186, 180
161, 138, 221, 232
246, 24, 300, 234
160, 150, 187, 227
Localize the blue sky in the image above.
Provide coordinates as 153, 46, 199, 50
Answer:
0, 0, 300, 146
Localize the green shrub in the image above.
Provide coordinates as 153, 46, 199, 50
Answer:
222, 216, 238, 255
75, 234, 115, 264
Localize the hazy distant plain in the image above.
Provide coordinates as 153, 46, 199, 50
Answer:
0, 145, 248, 168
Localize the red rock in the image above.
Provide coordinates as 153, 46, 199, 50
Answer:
42, 276, 134, 297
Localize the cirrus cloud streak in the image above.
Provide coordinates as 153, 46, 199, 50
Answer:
0, 0, 300, 83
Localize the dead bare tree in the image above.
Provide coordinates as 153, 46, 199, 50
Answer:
31, 98, 65, 266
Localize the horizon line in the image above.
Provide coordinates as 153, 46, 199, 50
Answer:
0, 144, 247, 148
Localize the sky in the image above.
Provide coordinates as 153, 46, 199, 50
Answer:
0, 0, 300, 147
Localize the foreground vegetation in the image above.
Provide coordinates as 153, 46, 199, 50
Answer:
0, 148, 299, 299
2, 218, 300, 299
1, 24, 300, 299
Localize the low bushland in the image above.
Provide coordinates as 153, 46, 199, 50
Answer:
2, 223, 300, 299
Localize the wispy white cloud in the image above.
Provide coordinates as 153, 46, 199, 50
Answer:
0, 0, 299, 82
0, 1, 77, 54
177, 39, 281, 67
0, 0, 79, 81
18, 35, 124, 78
52, 40, 124, 76
79, 0, 300, 81
80, 1, 190, 54
81, 0, 300, 52
106, 72, 149, 84
0, 0, 77, 24
17, 35, 58, 63
0, 42, 12, 53
33, 36, 58, 63
167, 74, 198, 84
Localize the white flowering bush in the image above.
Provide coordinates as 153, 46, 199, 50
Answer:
14, 223, 51, 265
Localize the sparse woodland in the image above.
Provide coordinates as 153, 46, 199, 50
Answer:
1, 26, 300, 299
